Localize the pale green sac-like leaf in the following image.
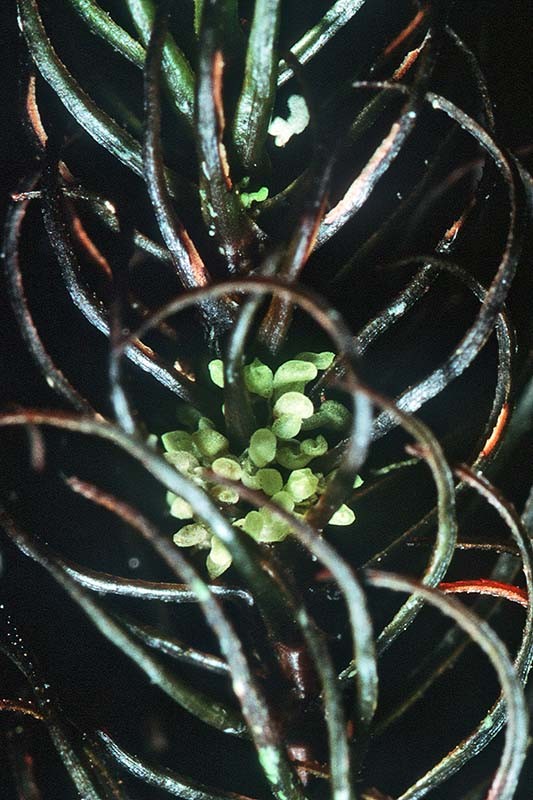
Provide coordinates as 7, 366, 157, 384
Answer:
244, 358, 274, 398
296, 351, 335, 369
249, 428, 277, 468
257, 468, 284, 497
329, 504, 356, 526
208, 359, 224, 388
272, 413, 302, 440
273, 359, 318, 389
169, 496, 194, 519
193, 429, 229, 459
173, 523, 211, 548
162, 430, 194, 453
285, 468, 319, 503
162, 353, 361, 576
273, 391, 314, 420
206, 536, 232, 579
212, 457, 242, 481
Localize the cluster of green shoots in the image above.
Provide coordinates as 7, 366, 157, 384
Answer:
161, 352, 361, 577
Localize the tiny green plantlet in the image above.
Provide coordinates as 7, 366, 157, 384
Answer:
237, 177, 270, 209
162, 352, 362, 578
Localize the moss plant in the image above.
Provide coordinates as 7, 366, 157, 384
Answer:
3, 2, 533, 800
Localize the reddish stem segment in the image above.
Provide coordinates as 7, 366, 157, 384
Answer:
439, 579, 528, 608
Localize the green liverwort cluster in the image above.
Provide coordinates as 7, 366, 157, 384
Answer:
162, 352, 362, 578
